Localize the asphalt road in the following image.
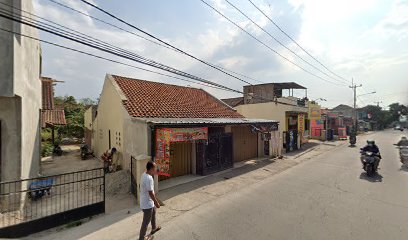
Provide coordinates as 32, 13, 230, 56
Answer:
155, 129, 408, 240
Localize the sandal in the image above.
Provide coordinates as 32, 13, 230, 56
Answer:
150, 226, 162, 235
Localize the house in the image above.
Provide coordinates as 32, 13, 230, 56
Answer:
40, 77, 66, 144
89, 74, 278, 197
222, 82, 311, 153
84, 105, 97, 148
331, 104, 354, 118
0, 0, 42, 181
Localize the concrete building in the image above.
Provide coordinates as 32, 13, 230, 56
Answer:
0, 0, 42, 181
84, 105, 97, 148
89, 74, 278, 200
223, 83, 310, 154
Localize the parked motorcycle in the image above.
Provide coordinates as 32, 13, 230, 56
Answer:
53, 144, 63, 156
349, 135, 356, 146
399, 146, 408, 167
28, 178, 54, 201
360, 149, 380, 176
80, 144, 93, 160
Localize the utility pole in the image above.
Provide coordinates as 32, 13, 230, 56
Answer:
374, 101, 382, 107
349, 78, 362, 136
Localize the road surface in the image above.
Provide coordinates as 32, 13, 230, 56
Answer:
155, 130, 408, 240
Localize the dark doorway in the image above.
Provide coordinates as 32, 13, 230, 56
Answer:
196, 128, 233, 175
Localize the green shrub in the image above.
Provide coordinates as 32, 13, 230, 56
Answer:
41, 128, 52, 142
41, 141, 53, 157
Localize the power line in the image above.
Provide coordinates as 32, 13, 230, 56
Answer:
76, 0, 260, 86
0, 25, 300, 106
0, 4, 307, 106
0, 8, 241, 93
199, 0, 346, 87
225, 0, 348, 85
48, 0, 265, 84
248, 0, 350, 83
0, 27, 229, 91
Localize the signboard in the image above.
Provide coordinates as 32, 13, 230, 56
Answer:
308, 103, 321, 120
169, 127, 208, 142
338, 127, 347, 140
155, 127, 208, 176
298, 114, 305, 133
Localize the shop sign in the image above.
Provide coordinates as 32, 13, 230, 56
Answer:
308, 103, 321, 120
298, 114, 305, 133
155, 127, 208, 176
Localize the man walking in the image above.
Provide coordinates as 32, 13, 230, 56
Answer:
139, 161, 161, 240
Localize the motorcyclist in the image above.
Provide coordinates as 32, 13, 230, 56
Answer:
361, 140, 381, 169
396, 136, 408, 147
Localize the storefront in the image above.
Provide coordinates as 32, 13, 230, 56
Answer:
149, 118, 279, 179
284, 111, 308, 152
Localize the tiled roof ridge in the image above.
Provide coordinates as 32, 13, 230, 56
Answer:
111, 74, 206, 91
109, 74, 244, 119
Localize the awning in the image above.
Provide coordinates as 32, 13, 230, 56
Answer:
41, 109, 67, 128
137, 117, 279, 127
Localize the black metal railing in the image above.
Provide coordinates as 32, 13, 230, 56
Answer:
130, 156, 137, 198
0, 168, 105, 237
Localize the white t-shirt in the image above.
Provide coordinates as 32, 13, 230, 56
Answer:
140, 172, 154, 209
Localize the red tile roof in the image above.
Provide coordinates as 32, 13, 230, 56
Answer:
112, 75, 243, 118
41, 77, 55, 110
41, 110, 67, 128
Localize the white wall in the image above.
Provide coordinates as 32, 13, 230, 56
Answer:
122, 118, 150, 170
0, 0, 41, 181
235, 100, 308, 154
84, 107, 93, 131
93, 76, 127, 162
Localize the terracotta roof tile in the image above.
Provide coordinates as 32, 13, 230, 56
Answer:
41, 77, 54, 110
41, 110, 67, 128
112, 75, 243, 119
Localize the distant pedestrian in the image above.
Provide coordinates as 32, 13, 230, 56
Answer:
139, 161, 161, 240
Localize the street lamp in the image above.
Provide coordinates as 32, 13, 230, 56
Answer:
312, 98, 327, 102
357, 91, 376, 97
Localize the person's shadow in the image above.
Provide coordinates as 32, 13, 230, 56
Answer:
359, 172, 383, 182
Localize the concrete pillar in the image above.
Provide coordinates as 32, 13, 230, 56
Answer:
134, 155, 158, 205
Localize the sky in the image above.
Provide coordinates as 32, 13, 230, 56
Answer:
32, 0, 408, 108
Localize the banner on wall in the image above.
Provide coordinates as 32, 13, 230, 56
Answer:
308, 103, 321, 120
298, 114, 305, 133
155, 127, 208, 176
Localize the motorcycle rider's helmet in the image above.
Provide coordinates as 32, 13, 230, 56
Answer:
367, 140, 375, 146
402, 136, 407, 140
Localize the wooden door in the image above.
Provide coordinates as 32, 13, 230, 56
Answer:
170, 142, 192, 177
232, 126, 258, 162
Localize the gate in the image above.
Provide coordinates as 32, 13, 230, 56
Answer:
197, 132, 233, 175
0, 168, 105, 238
130, 156, 137, 197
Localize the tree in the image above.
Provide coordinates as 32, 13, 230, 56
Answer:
80, 98, 97, 106
388, 103, 408, 123
54, 96, 94, 139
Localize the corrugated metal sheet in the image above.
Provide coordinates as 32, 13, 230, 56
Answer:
137, 117, 279, 125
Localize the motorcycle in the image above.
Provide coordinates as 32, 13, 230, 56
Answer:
399, 146, 408, 167
80, 144, 93, 160
349, 135, 356, 146
28, 178, 54, 201
53, 144, 63, 156
360, 149, 380, 177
